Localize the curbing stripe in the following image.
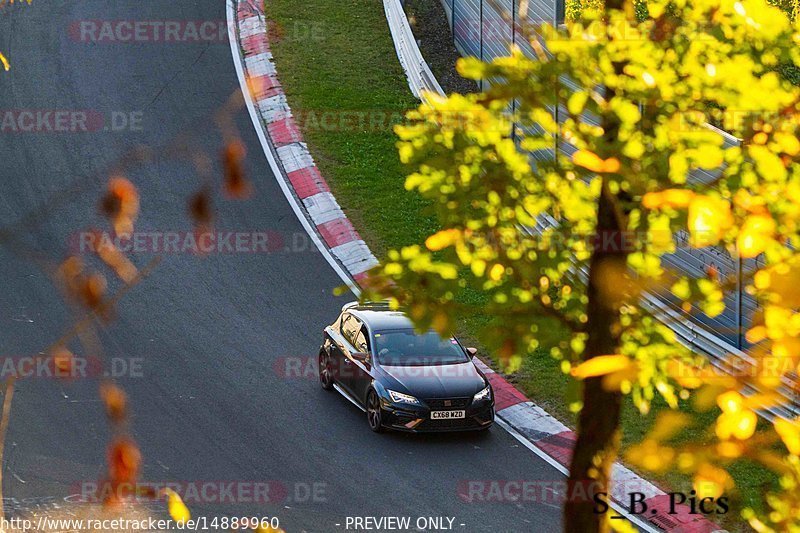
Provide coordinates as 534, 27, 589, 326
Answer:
611, 465, 662, 502
229, 0, 360, 294
244, 51, 276, 77
231, 2, 721, 531
250, 74, 283, 100
484, 372, 527, 410
241, 33, 270, 55
256, 94, 291, 122
330, 240, 380, 275
303, 192, 346, 226
238, 15, 264, 39
268, 117, 303, 146
276, 143, 314, 173
317, 218, 362, 249
287, 167, 329, 199
498, 402, 571, 438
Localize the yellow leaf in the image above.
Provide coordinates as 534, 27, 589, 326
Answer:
571, 355, 632, 379
774, 132, 800, 156
425, 229, 460, 251
642, 189, 696, 210
567, 91, 589, 115
754, 260, 800, 307
717, 390, 744, 413
717, 441, 743, 458
774, 418, 800, 455
0, 53, 8, 72
572, 150, 619, 173
737, 214, 775, 258
162, 488, 191, 523
745, 325, 767, 343
716, 410, 757, 440
649, 411, 690, 441
602, 158, 621, 173
488, 263, 505, 281
688, 195, 732, 247
693, 463, 732, 499
666, 360, 703, 389
573, 150, 605, 172
626, 439, 674, 473
601, 362, 639, 392
470, 260, 486, 277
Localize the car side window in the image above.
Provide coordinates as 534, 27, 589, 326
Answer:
341, 314, 362, 348
354, 327, 371, 355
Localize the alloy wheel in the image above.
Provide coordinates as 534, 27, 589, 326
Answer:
367, 391, 383, 432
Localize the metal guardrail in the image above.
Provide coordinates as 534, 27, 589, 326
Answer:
523, 219, 800, 419
383, 0, 445, 100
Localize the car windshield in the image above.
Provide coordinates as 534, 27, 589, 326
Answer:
373, 329, 469, 366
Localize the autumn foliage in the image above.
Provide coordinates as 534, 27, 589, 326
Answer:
365, 0, 800, 529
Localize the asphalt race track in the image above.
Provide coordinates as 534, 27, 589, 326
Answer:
0, 2, 562, 531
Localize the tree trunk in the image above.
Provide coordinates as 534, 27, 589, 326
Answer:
562, 0, 629, 527
563, 181, 628, 532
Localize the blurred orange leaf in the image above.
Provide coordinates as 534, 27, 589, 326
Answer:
107, 438, 141, 486
51, 346, 74, 378
101, 177, 139, 238
188, 187, 213, 228
93, 231, 138, 283
223, 140, 252, 199
100, 383, 127, 422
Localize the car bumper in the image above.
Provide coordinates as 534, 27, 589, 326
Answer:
381, 401, 495, 432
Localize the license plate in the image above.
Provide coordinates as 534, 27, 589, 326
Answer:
431, 410, 466, 419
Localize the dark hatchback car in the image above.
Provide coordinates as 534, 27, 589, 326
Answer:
318, 302, 494, 432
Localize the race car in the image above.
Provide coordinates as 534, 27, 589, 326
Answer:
319, 302, 494, 432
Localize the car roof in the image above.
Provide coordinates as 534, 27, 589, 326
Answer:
349, 309, 415, 331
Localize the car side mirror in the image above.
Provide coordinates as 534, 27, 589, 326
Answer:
466, 347, 478, 358
351, 352, 369, 363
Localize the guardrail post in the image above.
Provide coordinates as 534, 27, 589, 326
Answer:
452, 0, 456, 45
554, 77, 559, 164
511, 0, 516, 144
736, 250, 743, 349
479, 0, 484, 91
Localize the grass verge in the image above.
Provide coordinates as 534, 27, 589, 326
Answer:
265, 1, 777, 529
266, 0, 433, 258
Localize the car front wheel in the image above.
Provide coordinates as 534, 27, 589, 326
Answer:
319, 352, 334, 391
366, 390, 384, 433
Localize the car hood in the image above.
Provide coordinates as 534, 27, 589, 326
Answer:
379, 361, 486, 399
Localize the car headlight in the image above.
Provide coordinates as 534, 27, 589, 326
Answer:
388, 389, 421, 405
473, 385, 491, 403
